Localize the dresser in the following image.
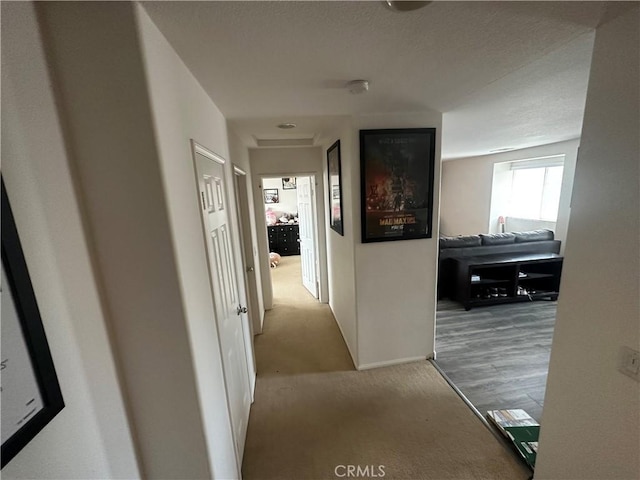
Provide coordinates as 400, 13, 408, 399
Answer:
267, 225, 300, 256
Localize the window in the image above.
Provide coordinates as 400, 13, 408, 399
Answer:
489, 155, 566, 234
509, 163, 564, 221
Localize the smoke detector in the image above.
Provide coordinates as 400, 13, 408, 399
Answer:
347, 79, 369, 95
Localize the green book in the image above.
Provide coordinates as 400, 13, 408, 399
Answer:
487, 409, 540, 469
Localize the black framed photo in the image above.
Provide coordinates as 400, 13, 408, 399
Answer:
1, 178, 65, 468
360, 128, 436, 243
282, 177, 296, 190
327, 140, 344, 236
263, 188, 279, 204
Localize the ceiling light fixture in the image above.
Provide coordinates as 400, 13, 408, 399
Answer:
347, 79, 369, 95
277, 123, 297, 129
385, 1, 431, 12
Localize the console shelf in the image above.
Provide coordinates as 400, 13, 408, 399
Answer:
471, 278, 511, 285
453, 253, 563, 311
519, 272, 555, 280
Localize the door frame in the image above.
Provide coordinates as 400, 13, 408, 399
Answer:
191, 139, 256, 426
254, 172, 329, 309
296, 174, 320, 299
233, 165, 263, 340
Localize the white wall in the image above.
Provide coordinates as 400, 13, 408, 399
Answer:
321, 118, 359, 365
137, 5, 252, 478
1, 3, 139, 478
39, 2, 210, 478
536, 5, 640, 479
487, 160, 513, 233
24, 3, 252, 478
440, 139, 579, 250
262, 177, 299, 217
249, 147, 329, 308
36, 3, 214, 478
353, 112, 443, 369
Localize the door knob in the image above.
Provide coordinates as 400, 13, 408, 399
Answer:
236, 305, 248, 315
246, 266, 254, 272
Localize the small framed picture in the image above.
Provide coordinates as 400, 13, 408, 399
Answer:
282, 177, 296, 190
2, 178, 65, 468
264, 188, 279, 204
327, 140, 343, 235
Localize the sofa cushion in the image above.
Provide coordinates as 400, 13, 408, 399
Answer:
439, 240, 561, 260
440, 235, 482, 249
479, 233, 516, 245
514, 229, 554, 243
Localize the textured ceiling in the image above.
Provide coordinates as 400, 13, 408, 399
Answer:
142, 1, 607, 158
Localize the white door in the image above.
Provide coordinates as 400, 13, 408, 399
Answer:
194, 145, 251, 465
296, 176, 318, 298
234, 168, 262, 338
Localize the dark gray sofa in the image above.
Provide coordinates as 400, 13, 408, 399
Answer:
438, 229, 561, 300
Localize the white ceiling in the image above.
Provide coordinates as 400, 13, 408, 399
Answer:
142, 1, 606, 159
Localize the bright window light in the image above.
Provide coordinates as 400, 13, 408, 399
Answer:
508, 163, 564, 221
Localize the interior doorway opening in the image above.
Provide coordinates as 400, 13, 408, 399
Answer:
434, 150, 575, 426
262, 175, 320, 302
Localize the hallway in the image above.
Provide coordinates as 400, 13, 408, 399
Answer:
252, 256, 354, 377
241, 257, 529, 480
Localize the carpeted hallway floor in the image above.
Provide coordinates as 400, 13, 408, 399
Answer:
242, 256, 530, 480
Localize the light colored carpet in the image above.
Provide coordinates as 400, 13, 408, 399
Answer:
242, 256, 530, 480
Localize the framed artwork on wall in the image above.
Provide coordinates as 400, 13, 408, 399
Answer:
264, 188, 279, 204
327, 140, 344, 236
360, 128, 436, 243
1, 178, 65, 468
282, 177, 296, 190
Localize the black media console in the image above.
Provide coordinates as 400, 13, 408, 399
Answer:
453, 252, 563, 310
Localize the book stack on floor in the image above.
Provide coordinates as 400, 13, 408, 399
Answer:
487, 409, 539, 469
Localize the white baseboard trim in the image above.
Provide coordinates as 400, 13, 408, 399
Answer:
357, 355, 427, 371
249, 372, 257, 403
330, 307, 358, 369
258, 308, 265, 334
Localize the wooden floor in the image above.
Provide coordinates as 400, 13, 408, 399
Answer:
435, 299, 557, 422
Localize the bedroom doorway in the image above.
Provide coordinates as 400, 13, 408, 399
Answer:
262, 175, 320, 302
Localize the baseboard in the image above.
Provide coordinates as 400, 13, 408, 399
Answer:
357, 355, 427, 371
331, 310, 358, 370
259, 308, 265, 334
249, 372, 257, 403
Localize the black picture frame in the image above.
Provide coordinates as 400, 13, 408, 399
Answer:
360, 128, 436, 243
282, 177, 296, 190
263, 188, 279, 204
1, 178, 65, 468
327, 140, 344, 236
